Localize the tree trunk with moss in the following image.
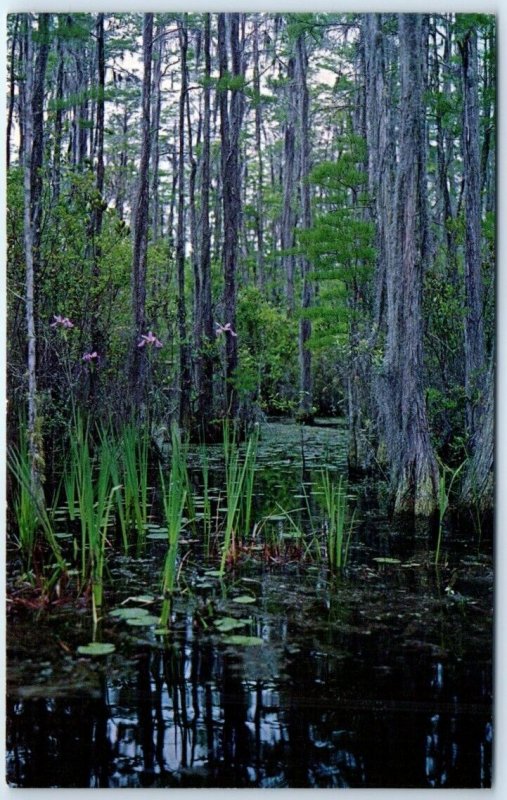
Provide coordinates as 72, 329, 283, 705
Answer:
295, 32, 314, 423
460, 356, 493, 512
381, 14, 438, 515
23, 14, 46, 500
130, 13, 153, 410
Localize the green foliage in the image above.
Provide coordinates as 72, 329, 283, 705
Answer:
220, 423, 259, 576
299, 139, 375, 356
236, 287, 298, 414
8, 426, 65, 576
319, 471, 355, 570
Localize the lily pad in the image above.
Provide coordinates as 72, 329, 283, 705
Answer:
126, 615, 161, 627
222, 635, 264, 646
77, 642, 116, 656
126, 594, 155, 603
373, 557, 401, 565
204, 569, 223, 578
232, 595, 257, 604
146, 532, 169, 540
109, 607, 150, 620
214, 617, 249, 632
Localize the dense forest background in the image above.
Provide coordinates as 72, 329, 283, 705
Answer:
6, 12, 495, 517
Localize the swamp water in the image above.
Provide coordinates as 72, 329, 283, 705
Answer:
6, 421, 493, 788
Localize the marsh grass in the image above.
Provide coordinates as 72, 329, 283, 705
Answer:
220, 423, 258, 575
321, 471, 355, 570
8, 428, 66, 580
71, 416, 119, 620
120, 422, 150, 550
435, 459, 467, 566
159, 426, 187, 628
198, 444, 214, 556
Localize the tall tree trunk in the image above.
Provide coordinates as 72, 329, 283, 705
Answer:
218, 13, 244, 419
252, 14, 265, 290
51, 23, 65, 204
196, 13, 215, 434
460, 353, 493, 512
382, 14, 438, 515
176, 17, 192, 429
86, 13, 105, 405
23, 14, 46, 500
281, 54, 297, 314
6, 15, 20, 170
130, 13, 153, 409
151, 23, 163, 243
459, 27, 486, 449
295, 33, 314, 423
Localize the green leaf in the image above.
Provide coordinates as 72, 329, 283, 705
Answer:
372, 557, 401, 564
77, 642, 116, 656
109, 606, 150, 619
126, 615, 161, 626
214, 617, 250, 632
232, 595, 257, 604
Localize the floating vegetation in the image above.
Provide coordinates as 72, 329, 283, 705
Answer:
77, 643, 116, 656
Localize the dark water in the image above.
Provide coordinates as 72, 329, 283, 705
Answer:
6, 421, 493, 788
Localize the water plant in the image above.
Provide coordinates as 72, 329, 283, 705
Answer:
71, 416, 119, 620
199, 444, 213, 555
119, 421, 151, 550
321, 471, 355, 570
435, 459, 467, 566
220, 423, 259, 575
159, 426, 188, 629
8, 426, 66, 580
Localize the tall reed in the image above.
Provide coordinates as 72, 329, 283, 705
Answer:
435, 459, 467, 566
220, 423, 258, 575
71, 415, 119, 621
321, 471, 355, 570
8, 425, 66, 578
199, 444, 212, 555
159, 426, 187, 628
100, 428, 129, 554
120, 422, 150, 549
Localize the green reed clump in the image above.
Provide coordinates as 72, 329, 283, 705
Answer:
71, 416, 119, 621
8, 425, 66, 580
199, 444, 213, 555
435, 459, 467, 566
220, 422, 259, 575
159, 426, 187, 629
119, 422, 151, 549
62, 454, 78, 522
99, 428, 129, 555
321, 471, 355, 570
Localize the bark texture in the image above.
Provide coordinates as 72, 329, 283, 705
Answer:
130, 14, 153, 409
381, 14, 439, 515
459, 27, 486, 447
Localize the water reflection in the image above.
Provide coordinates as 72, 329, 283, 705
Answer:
7, 626, 492, 788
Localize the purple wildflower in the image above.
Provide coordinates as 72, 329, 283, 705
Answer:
51, 315, 74, 329
216, 322, 237, 337
138, 331, 163, 348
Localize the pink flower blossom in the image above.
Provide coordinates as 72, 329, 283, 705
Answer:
82, 351, 99, 362
51, 315, 74, 329
138, 331, 163, 348
216, 322, 237, 337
